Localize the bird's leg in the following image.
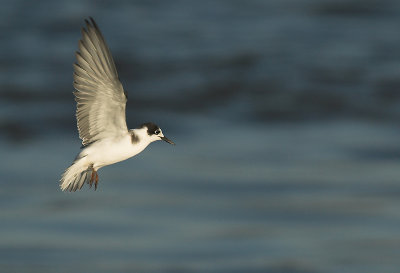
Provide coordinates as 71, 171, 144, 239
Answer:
94, 172, 99, 190
89, 169, 95, 188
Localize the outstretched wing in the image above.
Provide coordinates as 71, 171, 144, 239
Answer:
73, 17, 128, 146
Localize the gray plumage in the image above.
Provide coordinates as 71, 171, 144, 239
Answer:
73, 17, 128, 146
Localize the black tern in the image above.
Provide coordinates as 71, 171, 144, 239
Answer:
60, 18, 175, 192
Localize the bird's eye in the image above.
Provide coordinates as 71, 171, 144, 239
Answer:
155, 129, 161, 135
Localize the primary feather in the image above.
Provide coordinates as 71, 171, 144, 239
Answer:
73, 17, 128, 146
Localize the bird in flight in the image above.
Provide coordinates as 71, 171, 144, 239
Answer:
60, 17, 175, 192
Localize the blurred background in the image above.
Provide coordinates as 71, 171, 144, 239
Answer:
1, 0, 400, 272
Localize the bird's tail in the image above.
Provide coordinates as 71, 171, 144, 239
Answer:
60, 156, 95, 192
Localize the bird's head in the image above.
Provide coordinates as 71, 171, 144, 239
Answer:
142, 122, 175, 145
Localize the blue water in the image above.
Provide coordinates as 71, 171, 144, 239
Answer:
1, 1, 400, 272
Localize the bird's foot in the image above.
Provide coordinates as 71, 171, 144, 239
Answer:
94, 172, 99, 190
89, 168, 98, 190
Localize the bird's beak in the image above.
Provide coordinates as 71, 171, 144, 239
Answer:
161, 136, 175, 145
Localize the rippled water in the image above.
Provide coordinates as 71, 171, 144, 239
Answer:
1, 0, 400, 272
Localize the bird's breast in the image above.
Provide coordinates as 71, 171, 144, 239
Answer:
85, 135, 150, 169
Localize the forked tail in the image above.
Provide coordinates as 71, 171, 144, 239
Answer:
60, 157, 98, 192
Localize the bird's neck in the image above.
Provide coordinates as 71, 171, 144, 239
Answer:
129, 128, 150, 145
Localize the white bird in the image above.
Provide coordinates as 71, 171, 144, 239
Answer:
60, 17, 175, 192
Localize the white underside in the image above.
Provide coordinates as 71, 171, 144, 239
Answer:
59, 127, 161, 191
79, 132, 151, 170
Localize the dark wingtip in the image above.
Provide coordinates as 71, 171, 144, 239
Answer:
85, 17, 99, 30
89, 17, 96, 25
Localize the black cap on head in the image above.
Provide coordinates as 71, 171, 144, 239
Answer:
141, 122, 160, 135
140, 122, 175, 145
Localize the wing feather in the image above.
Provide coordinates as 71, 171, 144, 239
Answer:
73, 17, 128, 146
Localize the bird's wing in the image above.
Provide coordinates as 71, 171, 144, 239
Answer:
73, 17, 128, 146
